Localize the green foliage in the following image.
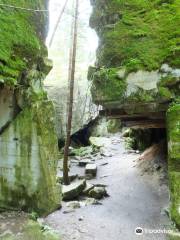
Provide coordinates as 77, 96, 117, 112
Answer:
70, 146, 96, 157
29, 211, 39, 221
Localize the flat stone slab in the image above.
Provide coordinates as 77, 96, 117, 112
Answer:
85, 164, 97, 176
62, 180, 86, 201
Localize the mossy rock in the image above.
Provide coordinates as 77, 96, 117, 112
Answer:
167, 103, 180, 228
0, 101, 61, 215
90, 0, 180, 70
0, 0, 48, 86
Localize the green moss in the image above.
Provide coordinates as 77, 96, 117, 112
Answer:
1, 220, 60, 240
127, 88, 157, 103
0, 101, 61, 216
107, 119, 122, 133
159, 86, 173, 100
90, 67, 127, 102
169, 172, 180, 228
159, 75, 180, 88
71, 146, 95, 157
91, 0, 180, 71
167, 103, 180, 228
0, 0, 48, 85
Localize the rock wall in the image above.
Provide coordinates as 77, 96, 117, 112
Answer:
89, 0, 180, 227
0, 1, 61, 215
88, 0, 180, 113
167, 103, 180, 228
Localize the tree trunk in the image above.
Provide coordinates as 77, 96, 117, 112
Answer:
63, 0, 79, 185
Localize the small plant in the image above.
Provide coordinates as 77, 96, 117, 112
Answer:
29, 211, 39, 221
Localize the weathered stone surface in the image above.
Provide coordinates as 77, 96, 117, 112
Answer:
0, 102, 61, 215
0, 88, 18, 133
88, 187, 107, 200
62, 180, 86, 201
85, 164, 97, 176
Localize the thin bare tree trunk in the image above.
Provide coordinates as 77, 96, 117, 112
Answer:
49, 0, 69, 47
63, 0, 79, 185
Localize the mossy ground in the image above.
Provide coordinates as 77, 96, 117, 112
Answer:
1, 220, 60, 240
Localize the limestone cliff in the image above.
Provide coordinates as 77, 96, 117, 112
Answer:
0, 0, 61, 215
89, 0, 180, 111
89, 0, 180, 228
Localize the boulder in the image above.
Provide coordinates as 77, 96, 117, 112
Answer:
83, 183, 94, 195
62, 180, 86, 201
85, 164, 97, 176
88, 187, 107, 199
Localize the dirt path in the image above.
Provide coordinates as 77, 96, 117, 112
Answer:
44, 135, 171, 240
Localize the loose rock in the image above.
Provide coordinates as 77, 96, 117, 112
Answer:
83, 183, 94, 195
88, 187, 108, 199
62, 180, 86, 201
81, 198, 102, 207
85, 164, 97, 176
66, 201, 81, 209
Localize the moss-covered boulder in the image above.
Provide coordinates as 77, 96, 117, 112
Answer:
167, 103, 180, 228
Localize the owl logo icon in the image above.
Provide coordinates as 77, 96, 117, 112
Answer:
135, 227, 143, 235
